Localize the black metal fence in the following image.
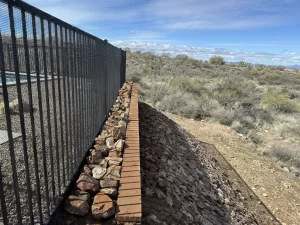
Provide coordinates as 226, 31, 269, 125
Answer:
0, 0, 126, 224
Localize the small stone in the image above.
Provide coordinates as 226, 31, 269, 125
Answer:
111, 111, 121, 119
100, 179, 118, 188
145, 214, 162, 224
113, 125, 126, 140
115, 140, 124, 152
155, 188, 166, 199
82, 165, 92, 175
64, 195, 89, 216
92, 193, 115, 219
76, 173, 100, 194
108, 150, 122, 158
70, 190, 92, 204
100, 188, 118, 198
86, 149, 103, 164
104, 166, 121, 180
92, 166, 107, 179
282, 167, 290, 172
93, 143, 106, 151
106, 157, 123, 166
263, 193, 268, 197
106, 138, 115, 149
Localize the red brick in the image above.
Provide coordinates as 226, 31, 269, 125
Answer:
120, 171, 140, 178
121, 165, 140, 172
117, 196, 141, 206
118, 189, 141, 197
122, 161, 140, 167
116, 204, 141, 214
119, 182, 141, 190
120, 176, 140, 183
122, 157, 140, 162
123, 153, 140, 158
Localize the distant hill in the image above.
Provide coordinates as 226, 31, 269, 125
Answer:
285, 65, 300, 70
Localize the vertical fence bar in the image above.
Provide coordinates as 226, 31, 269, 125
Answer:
0, 22, 22, 225
66, 29, 74, 175
48, 20, 58, 199
70, 29, 77, 172
61, 26, 70, 182
73, 31, 80, 166
42, 19, 55, 211
32, 14, 51, 224
55, 24, 65, 188
49, 21, 61, 196
82, 34, 86, 151
22, 9, 45, 222
78, 33, 83, 157
8, 4, 33, 224
0, 164, 8, 225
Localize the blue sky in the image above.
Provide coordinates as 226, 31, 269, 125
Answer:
24, 0, 300, 65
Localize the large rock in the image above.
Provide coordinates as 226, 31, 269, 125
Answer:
76, 173, 100, 193
81, 165, 92, 175
113, 126, 126, 140
100, 179, 118, 188
106, 157, 123, 166
92, 193, 115, 219
87, 149, 103, 164
104, 166, 121, 180
108, 150, 122, 158
71, 190, 92, 204
106, 138, 115, 149
64, 195, 89, 216
92, 166, 107, 179
100, 188, 118, 198
115, 139, 124, 152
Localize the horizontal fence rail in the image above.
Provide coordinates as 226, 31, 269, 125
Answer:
0, 0, 126, 224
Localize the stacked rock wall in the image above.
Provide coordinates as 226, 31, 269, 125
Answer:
63, 82, 137, 222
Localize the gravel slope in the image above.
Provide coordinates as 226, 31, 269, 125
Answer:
168, 112, 300, 225
139, 102, 279, 225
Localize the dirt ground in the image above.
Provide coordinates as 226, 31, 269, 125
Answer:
167, 113, 300, 225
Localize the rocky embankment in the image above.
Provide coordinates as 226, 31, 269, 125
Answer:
140, 102, 264, 225
62, 82, 132, 222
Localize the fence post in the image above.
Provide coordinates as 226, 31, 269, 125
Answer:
104, 39, 108, 116
7, 44, 11, 71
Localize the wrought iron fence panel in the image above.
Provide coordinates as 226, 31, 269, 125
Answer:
0, 0, 126, 224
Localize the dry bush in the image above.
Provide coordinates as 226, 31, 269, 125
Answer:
157, 90, 203, 119
267, 143, 300, 168
262, 89, 300, 113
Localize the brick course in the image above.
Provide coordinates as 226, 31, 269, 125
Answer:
116, 84, 142, 223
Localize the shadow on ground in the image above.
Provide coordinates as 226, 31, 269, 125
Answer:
139, 102, 259, 225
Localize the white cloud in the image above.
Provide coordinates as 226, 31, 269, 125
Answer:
111, 41, 300, 66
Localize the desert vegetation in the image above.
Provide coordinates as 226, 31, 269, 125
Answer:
126, 50, 300, 170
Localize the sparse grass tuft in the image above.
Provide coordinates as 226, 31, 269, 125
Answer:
267, 143, 300, 168
262, 89, 300, 113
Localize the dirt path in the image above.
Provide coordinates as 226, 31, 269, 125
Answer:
166, 113, 300, 225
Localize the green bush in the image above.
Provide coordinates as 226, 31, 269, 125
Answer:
262, 89, 300, 113
209, 56, 225, 65
267, 143, 300, 168
213, 78, 258, 107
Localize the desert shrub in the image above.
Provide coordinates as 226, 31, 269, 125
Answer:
209, 56, 225, 65
156, 90, 203, 118
129, 74, 141, 83
210, 106, 235, 126
213, 78, 258, 107
249, 133, 263, 144
267, 143, 300, 168
170, 76, 208, 97
281, 123, 300, 138
262, 89, 300, 113
144, 82, 170, 105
